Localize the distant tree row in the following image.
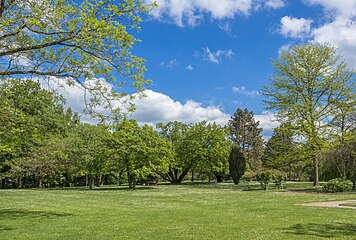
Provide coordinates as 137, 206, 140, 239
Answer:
0, 79, 231, 189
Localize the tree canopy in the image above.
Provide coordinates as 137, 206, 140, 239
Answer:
262, 43, 355, 186
0, 0, 153, 116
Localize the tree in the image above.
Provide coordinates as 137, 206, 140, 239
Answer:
228, 108, 264, 171
262, 123, 308, 179
192, 122, 230, 183
0, 0, 153, 116
112, 119, 170, 189
67, 124, 111, 189
156, 121, 230, 184
320, 129, 356, 189
229, 145, 246, 184
0, 79, 78, 188
262, 43, 355, 186
155, 121, 190, 184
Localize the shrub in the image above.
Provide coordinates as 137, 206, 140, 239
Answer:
256, 170, 272, 190
270, 170, 287, 189
323, 178, 353, 193
255, 170, 287, 190
241, 172, 256, 190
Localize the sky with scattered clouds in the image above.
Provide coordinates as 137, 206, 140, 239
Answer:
61, 0, 356, 138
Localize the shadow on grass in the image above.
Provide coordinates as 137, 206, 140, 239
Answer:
91, 186, 158, 191
0, 209, 72, 219
288, 188, 325, 194
44, 185, 157, 191
0, 224, 15, 231
281, 223, 356, 238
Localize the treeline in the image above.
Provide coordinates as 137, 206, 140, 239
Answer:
0, 79, 232, 189
1, 79, 355, 189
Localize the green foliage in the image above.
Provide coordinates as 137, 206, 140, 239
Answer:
262, 43, 355, 186
67, 124, 112, 189
0, 79, 78, 188
0, 0, 153, 117
255, 170, 287, 190
112, 119, 171, 189
156, 121, 230, 184
228, 145, 246, 184
270, 170, 287, 189
323, 178, 353, 193
263, 123, 309, 179
256, 170, 272, 190
228, 108, 264, 170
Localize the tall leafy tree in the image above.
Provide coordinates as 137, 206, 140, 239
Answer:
112, 119, 170, 189
67, 123, 111, 189
228, 108, 264, 171
0, 0, 153, 116
262, 43, 355, 186
191, 122, 230, 183
0, 79, 78, 188
156, 121, 230, 184
156, 121, 190, 184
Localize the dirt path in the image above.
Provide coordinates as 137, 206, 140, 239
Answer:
298, 200, 356, 209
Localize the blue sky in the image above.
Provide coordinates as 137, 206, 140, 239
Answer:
62, 0, 356, 138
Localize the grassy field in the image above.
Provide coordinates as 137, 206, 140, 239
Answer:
0, 182, 355, 240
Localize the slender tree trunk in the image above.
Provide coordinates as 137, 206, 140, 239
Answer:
118, 169, 124, 185
88, 174, 93, 190
128, 171, 133, 189
95, 174, 101, 187
313, 157, 319, 186
38, 177, 43, 188
191, 169, 194, 182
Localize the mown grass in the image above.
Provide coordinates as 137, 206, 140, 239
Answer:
0, 182, 355, 240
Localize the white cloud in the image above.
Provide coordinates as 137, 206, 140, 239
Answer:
160, 59, 179, 69
145, 0, 283, 27
280, 16, 312, 38
255, 111, 280, 139
218, 22, 233, 34
306, 0, 356, 68
199, 47, 235, 64
279, 1, 356, 68
132, 90, 230, 126
304, 0, 356, 18
185, 64, 194, 71
265, 0, 285, 9
232, 86, 260, 97
133, 90, 278, 138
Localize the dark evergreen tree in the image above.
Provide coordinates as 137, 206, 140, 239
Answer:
229, 145, 246, 184
262, 123, 308, 179
228, 108, 264, 171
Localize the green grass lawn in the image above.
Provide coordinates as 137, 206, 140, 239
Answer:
0, 182, 355, 240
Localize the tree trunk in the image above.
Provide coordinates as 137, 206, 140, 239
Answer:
128, 171, 134, 189
95, 175, 101, 187
88, 174, 93, 190
177, 167, 191, 184
38, 177, 43, 188
313, 157, 319, 186
191, 169, 194, 182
